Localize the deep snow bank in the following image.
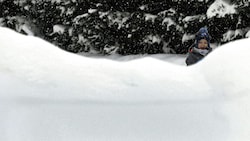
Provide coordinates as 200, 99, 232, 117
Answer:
0, 27, 210, 102
1, 27, 250, 141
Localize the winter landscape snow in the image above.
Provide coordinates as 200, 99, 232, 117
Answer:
0, 27, 250, 141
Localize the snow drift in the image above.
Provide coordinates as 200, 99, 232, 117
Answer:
0, 27, 250, 141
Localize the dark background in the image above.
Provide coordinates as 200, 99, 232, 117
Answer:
0, 0, 249, 55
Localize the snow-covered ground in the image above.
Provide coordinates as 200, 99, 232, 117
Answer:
0, 27, 250, 141
78, 52, 187, 65
207, 0, 237, 18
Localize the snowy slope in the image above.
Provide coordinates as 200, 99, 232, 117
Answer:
0, 27, 208, 102
0, 27, 250, 141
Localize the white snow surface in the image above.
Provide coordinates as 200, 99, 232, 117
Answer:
0, 18, 5, 26
1, 27, 250, 141
246, 30, 250, 38
182, 33, 196, 43
207, 0, 237, 18
182, 15, 206, 22
145, 14, 157, 22
52, 24, 66, 34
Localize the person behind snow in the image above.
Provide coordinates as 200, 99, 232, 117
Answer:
186, 27, 213, 66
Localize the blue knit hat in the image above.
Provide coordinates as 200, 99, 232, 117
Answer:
195, 27, 210, 48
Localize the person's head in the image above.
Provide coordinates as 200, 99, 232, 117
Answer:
198, 39, 208, 49
195, 27, 210, 49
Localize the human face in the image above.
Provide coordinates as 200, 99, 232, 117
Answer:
198, 39, 208, 49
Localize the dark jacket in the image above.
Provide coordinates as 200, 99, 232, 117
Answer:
186, 47, 212, 66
